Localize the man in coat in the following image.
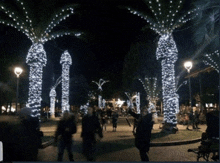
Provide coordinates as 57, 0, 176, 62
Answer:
128, 106, 154, 161
54, 111, 77, 161
81, 107, 103, 161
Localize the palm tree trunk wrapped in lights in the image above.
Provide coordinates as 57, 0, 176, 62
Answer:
60, 50, 72, 113
26, 44, 47, 115
49, 88, 56, 118
127, 0, 200, 129
156, 34, 179, 125
0, 0, 81, 115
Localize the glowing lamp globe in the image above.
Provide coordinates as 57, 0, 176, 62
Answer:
14, 67, 23, 77
184, 61, 193, 72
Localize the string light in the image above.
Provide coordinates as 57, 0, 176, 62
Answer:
49, 76, 62, 118
127, 1, 200, 125
49, 88, 56, 118
92, 79, 109, 108
0, 0, 82, 113
139, 77, 160, 114
156, 35, 179, 124
26, 43, 47, 118
60, 50, 72, 113
203, 50, 219, 73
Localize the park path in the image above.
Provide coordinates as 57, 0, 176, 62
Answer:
38, 117, 208, 162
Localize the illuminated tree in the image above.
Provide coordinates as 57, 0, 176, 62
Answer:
60, 50, 72, 113
0, 0, 81, 113
192, 0, 219, 107
92, 79, 109, 108
138, 77, 161, 113
127, 0, 199, 126
203, 50, 219, 73
192, 0, 219, 59
49, 76, 61, 118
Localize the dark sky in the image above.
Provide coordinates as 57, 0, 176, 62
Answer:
0, 0, 219, 105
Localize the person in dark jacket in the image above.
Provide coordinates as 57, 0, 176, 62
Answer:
54, 111, 77, 161
112, 111, 119, 132
194, 110, 200, 129
128, 106, 154, 162
81, 107, 103, 161
187, 110, 195, 130
100, 109, 107, 131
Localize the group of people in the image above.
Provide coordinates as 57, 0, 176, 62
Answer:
54, 106, 154, 162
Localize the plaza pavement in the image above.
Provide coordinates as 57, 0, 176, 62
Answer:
38, 117, 209, 162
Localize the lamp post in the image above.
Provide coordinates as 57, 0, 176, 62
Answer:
14, 67, 23, 112
184, 61, 193, 110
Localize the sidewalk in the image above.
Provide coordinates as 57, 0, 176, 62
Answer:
40, 117, 206, 148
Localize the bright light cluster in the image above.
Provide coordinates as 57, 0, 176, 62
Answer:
156, 35, 179, 124
26, 43, 47, 116
60, 50, 72, 112
139, 77, 160, 114
203, 50, 219, 73
49, 88, 56, 117
127, 0, 200, 35
0, 0, 81, 44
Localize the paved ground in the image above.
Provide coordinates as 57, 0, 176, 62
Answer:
38, 117, 211, 162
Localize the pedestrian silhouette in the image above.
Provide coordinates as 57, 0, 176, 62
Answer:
54, 111, 77, 161
100, 109, 107, 131
128, 106, 154, 161
81, 107, 103, 161
112, 111, 119, 132
187, 110, 195, 130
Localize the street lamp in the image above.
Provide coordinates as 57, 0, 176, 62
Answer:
14, 67, 23, 112
184, 61, 193, 110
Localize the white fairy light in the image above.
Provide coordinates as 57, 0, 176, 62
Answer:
127, 1, 200, 125
49, 88, 56, 118
26, 43, 47, 117
203, 50, 219, 73
156, 35, 178, 124
92, 79, 109, 108
0, 1, 82, 115
139, 77, 160, 114
60, 50, 72, 113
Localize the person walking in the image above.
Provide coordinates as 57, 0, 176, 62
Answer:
128, 106, 154, 162
112, 111, 119, 132
186, 110, 195, 130
100, 109, 107, 131
81, 107, 103, 161
54, 111, 77, 161
194, 110, 200, 129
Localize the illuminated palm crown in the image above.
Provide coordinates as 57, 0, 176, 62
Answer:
203, 50, 219, 73
128, 0, 200, 35
138, 77, 160, 103
0, 0, 81, 44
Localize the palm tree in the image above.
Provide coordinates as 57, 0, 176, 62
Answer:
0, 0, 81, 112
138, 76, 161, 114
192, 0, 219, 59
127, 0, 199, 127
192, 0, 219, 107
203, 50, 219, 73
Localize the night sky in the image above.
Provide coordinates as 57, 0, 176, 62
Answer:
0, 0, 218, 106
